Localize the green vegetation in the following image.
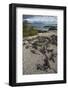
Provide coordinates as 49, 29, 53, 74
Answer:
49, 26, 57, 30
44, 25, 57, 30
23, 20, 38, 37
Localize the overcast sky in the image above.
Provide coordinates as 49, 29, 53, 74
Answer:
23, 15, 57, 24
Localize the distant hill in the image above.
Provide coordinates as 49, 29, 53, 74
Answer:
28, 22, 57, 31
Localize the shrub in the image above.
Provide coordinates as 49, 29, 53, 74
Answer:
23, 21, 38, 37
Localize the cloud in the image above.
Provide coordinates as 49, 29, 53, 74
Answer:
24, 15, 57, 24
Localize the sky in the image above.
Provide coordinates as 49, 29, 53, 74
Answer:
23, 15, 57, 25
